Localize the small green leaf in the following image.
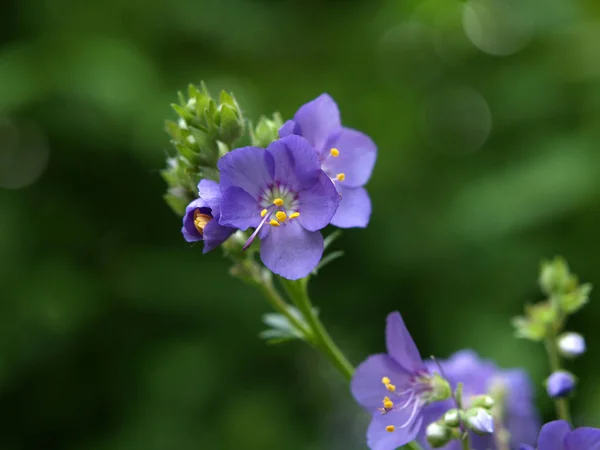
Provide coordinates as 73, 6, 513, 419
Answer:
560, 283, 592, 314
324, 230, 343, 250
312, 250, 344, 275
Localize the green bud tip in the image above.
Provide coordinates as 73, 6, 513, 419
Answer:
443, 409, 461, 427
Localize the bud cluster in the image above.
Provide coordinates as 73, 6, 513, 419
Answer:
425, 388, 495, 448
162, 83, 245, 215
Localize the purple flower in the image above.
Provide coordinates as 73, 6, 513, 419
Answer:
519, 420, 600, 450
351, 312, 450, 450
546, 371, 575, 398
420, 350, 540, 450
182, 179, 236, 252
217, 135, 340, 280
279, 94, 377, 229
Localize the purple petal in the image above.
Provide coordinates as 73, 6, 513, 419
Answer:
546, 371, 575, 398
202, 220, 235, 253
322, 127, 377, 188
279, 119, 301, 138
219, 187, 262, 230
218, 146, 274, 199
296, 171, 340, 231
519, 446, 535, 450
198, 179, 222, 215
367, 408, 423, 450
182, 198, 210, 242
329, 185, 371, 228
565, 427, 600, 450
351, 354, 410, 411
538, 420, 571, 450
293, 93, 341, 153
385, 312, 424, 373
267, 135, 321, 191
260, 220, 323, 280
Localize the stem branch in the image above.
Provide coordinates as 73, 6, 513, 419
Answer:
545, 334, 571, 424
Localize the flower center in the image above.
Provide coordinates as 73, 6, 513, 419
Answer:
378, 374, 434, 433
259, 183, 301, 227
193, 210, 213, 235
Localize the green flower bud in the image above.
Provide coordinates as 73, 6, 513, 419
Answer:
250, 113, 284, 147
426, 422, 452, 448
471, 395, 495, 410
430, 373, 452, 402
443, 409, 461, 427
465, 407, 494, 435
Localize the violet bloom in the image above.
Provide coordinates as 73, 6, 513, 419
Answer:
519, 420, 600, 450
351, 312, 450, 450
279, 94, 376, 228
420, 350, 539, 450
217, 135, 340, 280
182, 179, 236, 252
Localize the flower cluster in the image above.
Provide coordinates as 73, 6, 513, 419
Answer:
177, 93, 377, 279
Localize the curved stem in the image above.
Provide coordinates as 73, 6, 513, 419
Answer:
280, 277, 354, 381
545, 333, 571, 424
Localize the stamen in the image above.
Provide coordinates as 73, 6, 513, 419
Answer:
385, 425, 395, 433
269, 220, 281, 227
381, 377, 391, 385
336, 173, 345, 181
273, 198, 284, 206
243, 213, 271, 250
386, 384, 396, 393
260, 209, 268, 217
193, 210, 212, 235
330, 148, 340, 157
383, 397, 394, 409
275, 211, 287, 222
289, 212, 300, 219
399, 398, 422, 429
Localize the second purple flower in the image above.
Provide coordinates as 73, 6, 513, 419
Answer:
218, 135, 340, 280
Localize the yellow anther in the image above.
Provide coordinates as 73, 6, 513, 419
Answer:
386, 384, 396, 393
260, 209, 268, 217
193, 210, 212, 235
336, 173, 346, 181
289, 212, 300, 219
273, 198, 284, 206
381, 377, 391, 385
269, 219, 281, 227
383, 397, 394, 409
386, 425, 395, 433
330, 148, 340, 157
275, 211, 287, 222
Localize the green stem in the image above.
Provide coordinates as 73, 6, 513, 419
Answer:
404, 442, 424, 450
545, 334, 571, 424
461, 434, 471, 450
280, 277, 354, 381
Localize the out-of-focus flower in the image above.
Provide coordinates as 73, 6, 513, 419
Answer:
519, 420, 600, 450
217, 135, 340, 280
351, 312, 451, 450
557, 332, 586, 358
546, 371, 575, 399
182, 180, 236, 252
279, 94, 377, 228
420, 350, 539, 450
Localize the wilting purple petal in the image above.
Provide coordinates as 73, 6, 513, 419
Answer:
198, 179, 222, 215
279, 119, 301, 138
267, 135, 320, 190
260, 220, 323, 280
296, 171, 340, 231
219, 187, 262, 230
293, 93, 341, 153
367, 407, 423, 450
330, 185, 371, 228
351, 353, 410, 410
182, 198, 211, 242
322, 127, 377, 187
538, 420, 571, 450
202, 219, 235, 253
218, 146, 274, 199
565, 427, 600, 450
385, 312, 425, 373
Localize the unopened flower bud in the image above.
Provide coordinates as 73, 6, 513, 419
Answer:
430, 373, 452, 402
426, 422, 451, 448
466, 408, 494, 434
178, 118, 188, 130
558, 332, 586, 358
546, 371, 575, 398
471, 395, 495, 410
443, 409, 461, 427
250, 113, 284, 147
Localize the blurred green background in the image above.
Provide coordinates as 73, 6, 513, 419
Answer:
2, 0, 600, 448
